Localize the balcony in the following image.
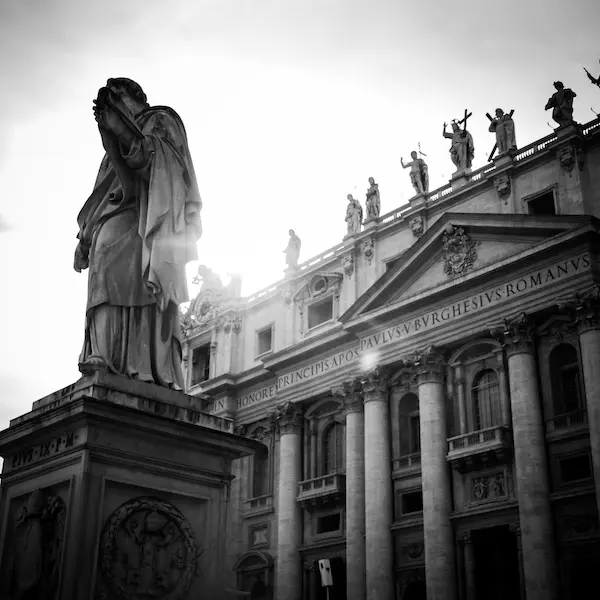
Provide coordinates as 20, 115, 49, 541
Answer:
392, 452, 421, 476
297, 473, 345, 510
447, 425, 512, 473
546, 409, 588, 440
242, 494, 273, 518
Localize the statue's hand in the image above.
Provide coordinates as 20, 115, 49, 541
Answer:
94, 103, 133, 144
74, 243, 89, 273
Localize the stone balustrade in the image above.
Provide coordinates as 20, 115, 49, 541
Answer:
447, 425, 512, 473
242, 494, 273, 518
297, 473, 346, 507
392, 452, 422, 472
546, 409, 588, 434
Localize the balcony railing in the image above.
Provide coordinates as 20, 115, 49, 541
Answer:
546, 409, 588, 434
242, 494, 273, 518
447, 425, 512, 472
392, 452, 421, 472
297, 473, 345, 508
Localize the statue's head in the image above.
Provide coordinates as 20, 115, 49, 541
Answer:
289, 229, 295, 236
411, 150, 418, 159
347, 194, 353, 200
368, 177, 375, 184
554, 81, 564, 91
106, 77, 150, 116
25, 490, 46, 517
451, 120, 459, 132
495, 108, 504, 118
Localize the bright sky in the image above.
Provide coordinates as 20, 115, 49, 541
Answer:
0, 0, 599, 430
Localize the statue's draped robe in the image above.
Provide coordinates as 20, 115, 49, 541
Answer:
489, 116, 516, 154
450, 130, 475, 170
77, 106, 202, 388
366, 184, 380, 219
345, 200, 363, 234
546, 89, 576, 125
410, 160, 429, 193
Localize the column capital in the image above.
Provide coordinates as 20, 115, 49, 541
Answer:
332, 379, 364, 414
401, 345, 446, 384
558, 284, 600, 334
490, 313, 535, 357
360, 367, 389, 402
271, 401, 303, 435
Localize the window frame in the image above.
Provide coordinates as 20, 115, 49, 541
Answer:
321, 421, 345, 476
523, 185, 557, 216
549, 342, 584, 416
307, 295, 335, 331
255, 323, 274, 359
471, 368, 501, 431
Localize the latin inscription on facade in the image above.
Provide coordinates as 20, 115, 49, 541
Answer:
9, 432, 78, 470
233, 253, 589, 406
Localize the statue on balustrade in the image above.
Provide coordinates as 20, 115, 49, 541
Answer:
284, 229, 301, 269
487, 108, 517, 156
545, 81, 576, 127
401, 151, 429, 195
345, 194, 363, 236
365, 177, 380, 220
74, 78, 202, 390
442, 118, 474, 173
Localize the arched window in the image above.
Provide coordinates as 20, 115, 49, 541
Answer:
550, 343, 583, 415
472, 369, 500, 430
252, 448, 269, 497
398, 393, 420, 456
322, 422, 344, 474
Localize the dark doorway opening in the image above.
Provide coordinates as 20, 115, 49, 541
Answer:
473, 526, 520, 600
402, 580, 426, 600
312, 557, 346, 600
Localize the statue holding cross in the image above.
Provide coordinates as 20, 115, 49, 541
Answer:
442, 109, 475, 174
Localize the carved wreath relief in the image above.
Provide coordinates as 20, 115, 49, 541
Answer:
99, 497, 200, 600
6, 489, 66, 600
442, 225, 478, 278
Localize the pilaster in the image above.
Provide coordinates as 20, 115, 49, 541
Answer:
462, 531, 476, 600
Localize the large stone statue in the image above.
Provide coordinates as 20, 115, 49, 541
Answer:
365, 177, 380, 220
401, 151, 429, 195
74, 78, 202, 389
345, 194, 363, 236
284, 229, 301, 268
487, 108, 517, 157
443, 119, 475, 172
545, 81, 576, 127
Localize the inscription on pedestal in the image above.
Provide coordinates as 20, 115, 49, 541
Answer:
8, 432, 78, 471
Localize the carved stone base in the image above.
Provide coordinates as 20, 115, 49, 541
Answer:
450, 170, 470, 189
0, 372, 262, 600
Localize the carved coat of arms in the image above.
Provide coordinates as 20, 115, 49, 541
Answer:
442, 226, 477, 278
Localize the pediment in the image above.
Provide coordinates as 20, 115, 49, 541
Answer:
341, 213, 592, 324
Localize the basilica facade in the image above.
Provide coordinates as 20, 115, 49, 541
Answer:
182, 118, 600, 600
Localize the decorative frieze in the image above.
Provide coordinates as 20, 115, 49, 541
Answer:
400, 541, 425, 563
469, 471, 507, 503
442, 225, 478, 278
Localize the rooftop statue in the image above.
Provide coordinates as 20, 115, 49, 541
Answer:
545, 81, 576, 127
345, 194, 363, 236
284, 229, 301, 268
584, 60, 600, 90
74, 78, 202, 389
487, 108, 516, 160
443, 110, 474, 173
365, 177, 381, 220
401, 151, 429, 195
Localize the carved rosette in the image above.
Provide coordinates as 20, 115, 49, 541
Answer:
494, 174, 511, 200
360, 367, 389, 402
558, 284, 600, 334
361, 237, 374, 265
271, 401, 303, 436
558, 145, 575, 173
410, 216, 424, 238
491, 313, 535, 357
342, 253, 354, 277
99, 496, 200, 600
402, 346, 446, 385
332, 378, 364, 414
442, 225, 477, 278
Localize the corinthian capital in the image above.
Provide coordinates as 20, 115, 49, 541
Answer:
270, 401, 303, 435
558, 284, 600, 333
332, 378, 364, 414
490, 313, 534, 357
360, 367, 389, 402
401, 345, 446, 384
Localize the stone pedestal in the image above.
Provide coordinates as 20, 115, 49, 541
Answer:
362, 369, 394, 600
493, 153, 514, 169
450, 169, 470, 189
0, 372, 262, 600
409, 193, 427, 208
503, 318, 558, 600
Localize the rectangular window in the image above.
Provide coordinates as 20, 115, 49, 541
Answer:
252, 450, 270, 497
560, 365, 583, 412
559, 454, 592, 483
527, 191, 556, 216
410, 415, 421, 454
191, 344, 211, 385
401, 490, 423, 514
308, 297, 333, 329
316, 513, 341, 534
256, 326, 273, 357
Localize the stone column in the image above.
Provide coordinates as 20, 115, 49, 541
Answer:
455, 365, 467, 434
336, 380, 366, 600
509, 524, 526, 600
274, 402, 304, 600
404, 348, 456, 600
462, 532, 476, 600
562, 286, 600, 517
361, 367, 394, 600
500, 315, 558, 600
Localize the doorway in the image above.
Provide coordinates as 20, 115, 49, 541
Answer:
472, 526, 520, 600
